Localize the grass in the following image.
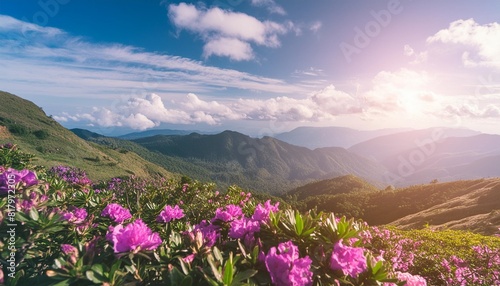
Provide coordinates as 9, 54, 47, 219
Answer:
0, 90, 174, 182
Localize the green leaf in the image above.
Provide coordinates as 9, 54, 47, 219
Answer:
180, 275, 194, 286
295, 211, 304, 235
222, 259, 234, 285
233, 269, 258, 283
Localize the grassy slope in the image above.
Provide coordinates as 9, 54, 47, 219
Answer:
294, 176, 500, 235
286, 174, 379, 201
0, 91, 174, 181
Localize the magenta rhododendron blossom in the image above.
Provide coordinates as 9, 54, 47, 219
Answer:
49, 165, 92, 186
330, 241, 367, 277
61, 244, 78, 255
61, 207, 88, 224
228, 217, 260, 239
156, 204, 185, 223
0, 168, 38, 194
107, 219, 162, 253
101, 203, 132, 223
186, 220, 219, 249
61, 244, 79, 264
395, 272, 427, 286
265, 241, 313, 286
252, 200, 279, 222
213, 204, 243, 222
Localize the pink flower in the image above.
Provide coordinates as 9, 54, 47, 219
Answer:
61, 244, 79, 264
395, 272, 427, 286
213, 204, 243, 222
252, 200, 279, 222
156, 205, 185, 223
106, 219, 162, 253
0, 168, 38, 194
330, 241, 367, 278
186, 220, 219, 249
265, 241, 313, 286
61, 207, 88, 224
183, 254, 195, 263
228, 217, 260, 239
101, 203, 132, 223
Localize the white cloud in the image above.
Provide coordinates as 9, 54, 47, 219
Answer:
309, 21, 322, 34
203, 37, 254, 61
427, 19, 500, 69
167, 3, 293, 60
0, 14, 311, 104
364, 69, 439, 114
250, 0, 286, 15
444, 103, 500, 118
63, 85, 367, 129
403, 44, 414, 56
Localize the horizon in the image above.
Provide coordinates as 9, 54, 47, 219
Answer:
1, 1, 500, 136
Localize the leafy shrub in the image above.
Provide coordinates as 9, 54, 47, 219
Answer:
1, 147, 499, 285
0, 143, 35, 169
32, 130, 49, 140
7, 124, 29, 136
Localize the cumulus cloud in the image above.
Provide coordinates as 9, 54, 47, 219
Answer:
427, 19, 500, 69
167, 3, 294, 61
60, 93, 246, 130
62, 85, 367, 130
236, 85, 361, 121
364, 69, 438, 114
203, 37, 254, 61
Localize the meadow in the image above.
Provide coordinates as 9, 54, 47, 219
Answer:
1, 143, 499, 285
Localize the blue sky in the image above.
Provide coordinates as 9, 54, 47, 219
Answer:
1, 0, 500, 135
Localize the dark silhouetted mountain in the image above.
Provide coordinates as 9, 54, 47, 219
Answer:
71, 128, 107, 140
273, 126, 409, 149
118, 129, 200, 140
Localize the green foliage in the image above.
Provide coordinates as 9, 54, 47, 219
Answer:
0, 91, 174, 181
7, 124, 29, 136
0, 144, 36, 169
32, 130, 50, 140
0, 148, 406, 286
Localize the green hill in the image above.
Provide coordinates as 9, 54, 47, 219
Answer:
130, 131, 388, 194
296, 177, 500, 235
286, 174, 379, 201
0, 91, 174, 181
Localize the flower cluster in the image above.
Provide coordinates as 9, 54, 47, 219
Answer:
61, 206, 88, 224
48, 165, 92, 186
101, 203, 132, 223
106, 219, 162, 253
330, 241, 367, 277
0, 168, 38, 194
393, 272, 427, 286
18, 191, 48, 213
441, 245, 500, 285
156, 204, 184, 223
213, 204, 243, 222
265, 241, 313, 286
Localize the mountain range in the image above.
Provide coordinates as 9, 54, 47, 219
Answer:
1, 90, 500, 234
273, 126, 411, 149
